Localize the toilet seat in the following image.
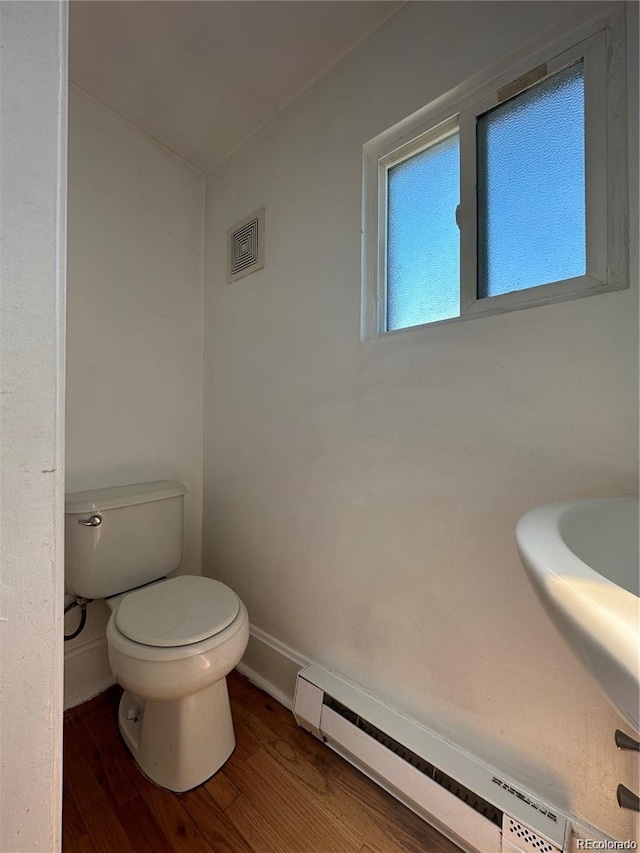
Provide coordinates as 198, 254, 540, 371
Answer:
107, 597, 248, 663
115, 575, 240, 647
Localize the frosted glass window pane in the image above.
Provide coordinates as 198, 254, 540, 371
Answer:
387, 133, 460, 330
477, 61, 585, 298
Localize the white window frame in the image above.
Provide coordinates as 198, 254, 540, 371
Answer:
361, 7, 628, 339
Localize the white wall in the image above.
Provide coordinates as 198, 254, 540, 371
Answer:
0, 1, 67, 849
203, 1, 638, 841
64, 87, 204, 703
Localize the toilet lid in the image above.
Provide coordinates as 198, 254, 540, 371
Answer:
115, 576, 240, 647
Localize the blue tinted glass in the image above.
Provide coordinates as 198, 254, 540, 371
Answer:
477, 61, 585, 298
387, 133, 460, 330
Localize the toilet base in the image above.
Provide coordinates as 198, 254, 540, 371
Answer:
118, 678, 236, 792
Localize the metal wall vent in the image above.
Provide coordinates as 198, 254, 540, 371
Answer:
227, 208, 265, 283
504, 817, 559, 853
323, 694, 503, 827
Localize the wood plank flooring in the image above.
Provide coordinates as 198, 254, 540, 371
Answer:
63, 671, 462, 853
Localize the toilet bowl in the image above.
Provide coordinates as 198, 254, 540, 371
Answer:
106, 575, 249, 792
65, 480, 249, 793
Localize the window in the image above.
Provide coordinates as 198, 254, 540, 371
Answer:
362, 10, 628, 336
387, 123, 460, 329
476, 61, 585, 299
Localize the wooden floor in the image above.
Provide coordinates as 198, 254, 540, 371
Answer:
63, 671, 462, 853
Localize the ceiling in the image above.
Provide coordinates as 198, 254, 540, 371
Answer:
69, 1, 402, 172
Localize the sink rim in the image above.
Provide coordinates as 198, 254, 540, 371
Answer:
516, 496, 638, 591
516, 496, 639, 732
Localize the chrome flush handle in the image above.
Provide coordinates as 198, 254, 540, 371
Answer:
78, 514, 102, 527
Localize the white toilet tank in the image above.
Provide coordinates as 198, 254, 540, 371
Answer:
65, 480, 187, 600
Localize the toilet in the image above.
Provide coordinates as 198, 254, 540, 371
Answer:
65, 480, 249, 793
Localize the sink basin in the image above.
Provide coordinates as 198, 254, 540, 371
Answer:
516, 497, 639, 732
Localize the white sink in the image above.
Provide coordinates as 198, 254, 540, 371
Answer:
516, 497, 640, 732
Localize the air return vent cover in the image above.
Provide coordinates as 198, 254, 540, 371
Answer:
227, 208, 265, 282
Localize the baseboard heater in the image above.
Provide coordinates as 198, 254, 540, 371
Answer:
293, 664, 568, 853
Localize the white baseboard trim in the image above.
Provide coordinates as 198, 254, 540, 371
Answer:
248, 624, 311, 670
236, 625, 310, 710
235, 661, 294, 710
64, 636, 115, 710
